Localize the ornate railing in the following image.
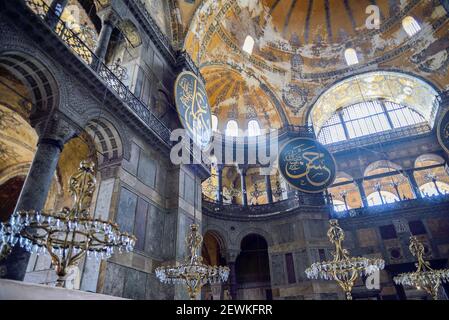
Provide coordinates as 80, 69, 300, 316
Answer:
331, 194, 449, 219
24, 0, 172, 145
325, 123, 431, 153
202, 192, 328, 218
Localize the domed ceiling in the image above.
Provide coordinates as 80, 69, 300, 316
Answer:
177, 0, 449, 131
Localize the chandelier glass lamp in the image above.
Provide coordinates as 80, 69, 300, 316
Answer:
155, 224, 230, 300
305, 219, 385, 300
393, 236, 449, 300
0, 161, 136, 287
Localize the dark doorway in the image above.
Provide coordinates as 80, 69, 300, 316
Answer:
0, 176, 25, 222
235, 234, 272, 299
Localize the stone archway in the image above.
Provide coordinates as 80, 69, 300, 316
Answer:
235, 233, 272, 300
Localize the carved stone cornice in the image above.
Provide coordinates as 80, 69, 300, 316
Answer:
123, 0, 176, 63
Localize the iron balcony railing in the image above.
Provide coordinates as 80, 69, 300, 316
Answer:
24, 0, 172, 146
331, 194, 449, 219
324, 123, 431, 153
202, 193, 329, 218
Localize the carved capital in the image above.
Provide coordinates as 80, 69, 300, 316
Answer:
97, 7, 120, 27
94, 0, 111, 11
237, 165, 249, 176
33, 113, 78, 148
227, 249, 240, 263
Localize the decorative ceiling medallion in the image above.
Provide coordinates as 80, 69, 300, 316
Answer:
174, 71, 212, 150
282, 84, 308, 114
437, 108, 449, 155
278, 138, 336, 193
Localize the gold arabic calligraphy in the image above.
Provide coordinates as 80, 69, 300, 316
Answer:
284, 144, 332, 188
178, 75, 211, 146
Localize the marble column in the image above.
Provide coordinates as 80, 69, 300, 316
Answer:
2, 116, 76, 281
265, 174, 273, 204
227, 249, 240, 300
239, 168, 248, 207
355, 179, 369, 208
404, 169, 422, 199
92, 9, 118, 69
217, 165, 223, 204
45, 0, 69, 30
228, 262, 237, 299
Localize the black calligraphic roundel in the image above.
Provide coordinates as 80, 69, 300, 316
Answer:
437, 108, 449, 155
174, 71, 212, 150
278, 138, 337, 193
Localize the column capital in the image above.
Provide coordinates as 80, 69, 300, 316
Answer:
94, 0, 112, 11
33, 113, 78, 150
237, 165, 249, 176
226, 249, 241, 263
97, 7, 120, 27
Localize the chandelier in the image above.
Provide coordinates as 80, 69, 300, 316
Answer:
305, 219, 385, 300
155, 224, 230, 300
0, 160, 136, 287
250, 183, 265, 204
393, 236, 449, 300
272, 180, 285, 199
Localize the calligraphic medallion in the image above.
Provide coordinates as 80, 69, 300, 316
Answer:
437, 108, 449, 155
174, 71, 212, 150
278, 138, 336, 193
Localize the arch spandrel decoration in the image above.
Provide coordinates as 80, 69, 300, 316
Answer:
119, 20, 142, 48
310, 71, 440, 133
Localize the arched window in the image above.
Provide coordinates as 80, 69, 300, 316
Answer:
243, 35, 255, 55
402, 16, 421, 37
317, 100, 427, 145
420, 182, 449, 197
225, 120, 239, 137
247, 120, 261, 136
367, 191, 399, 206
212, 115, 218, 132
344, 48, 359, 66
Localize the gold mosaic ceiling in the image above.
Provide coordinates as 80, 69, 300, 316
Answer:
179, 0, 449, 130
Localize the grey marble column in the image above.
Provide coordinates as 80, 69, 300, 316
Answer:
227, 249, 240, 300
239, 169, 248, 207
217, 165, 223, 204
265, 175, 273, 204
355, 179, 369, 208
404, 169, 422, 199
45, 0, 69, 30
2, 116, 76, 281
92, 9, 118, 69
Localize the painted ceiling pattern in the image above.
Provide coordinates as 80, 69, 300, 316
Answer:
174, 0, 449, 131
